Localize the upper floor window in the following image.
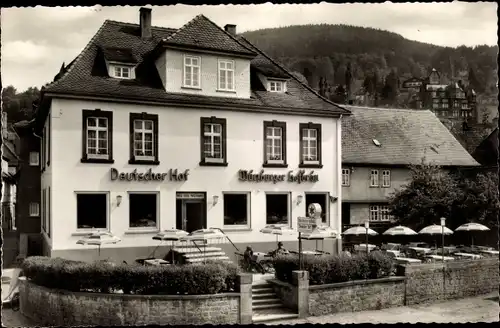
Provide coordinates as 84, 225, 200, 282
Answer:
269, 80, 284, 92
299, 123, 322, 168
263, 120, 287, 167
29, 152, 39, 166
370, 169, 379, 187
200, 117, 227, 166
82, 109, 113, 163
341, 168, 350, 187
112, 65, 131, 79
442, 101, 449, 108
218, 60, 235, 91
29, 202, 40, 217
382, 170, 391, 187
129, 113, 159, 165
184, 55, 201, 88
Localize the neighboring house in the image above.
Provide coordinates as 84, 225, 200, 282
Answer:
13, 118, 43, 259
470, 127, 498, 171
33, 8, 349, 262
340, 106, 480, 229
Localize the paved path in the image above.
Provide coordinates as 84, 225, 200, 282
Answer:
267, 292, 499, 325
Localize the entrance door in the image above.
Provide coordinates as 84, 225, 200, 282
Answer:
176, 192, 206, 233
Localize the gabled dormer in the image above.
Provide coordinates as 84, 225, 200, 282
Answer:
151, 12, 258, 99
250, 56, 291, 94
102, 47, 138, 80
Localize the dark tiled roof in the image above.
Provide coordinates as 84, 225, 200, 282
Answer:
163, 15, 256, 57
472, 127, 498, 166
101, 47, 137, 63
448, 121, 496, 154
342, 106, 480, 167
42, 18, 347, 118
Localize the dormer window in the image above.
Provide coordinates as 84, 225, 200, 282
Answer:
269, 80, 284, 92
113, 65, 131, 79
218, 60, 235, 91
183, 55, 201, 88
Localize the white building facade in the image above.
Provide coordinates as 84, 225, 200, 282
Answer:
36, 8, 348, 262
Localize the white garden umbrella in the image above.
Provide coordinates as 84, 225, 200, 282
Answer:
76, 231, 121, 257
455, 223, 490, 247
383, 226, 418, 236
260, 224, 295, 243
300, 226, 337, 253
181, 228, 226, 262
343, 226, 378, 236
419, 224, 454, 249
152, 228, 189, 264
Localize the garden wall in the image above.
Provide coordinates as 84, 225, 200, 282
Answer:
401, 258, 499, 305
19, 278, 241, 326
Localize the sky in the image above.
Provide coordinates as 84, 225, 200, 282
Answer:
1, 1, 497, 92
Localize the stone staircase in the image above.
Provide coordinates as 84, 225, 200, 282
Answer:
172, 245, 232, 264
252, 278, 298, 323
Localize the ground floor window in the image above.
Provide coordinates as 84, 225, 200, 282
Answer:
305, 193, 329, 224
369, 204, 392, 222
266, 193, 290, 225
76, 193, 108, 229
129, 192, 158, 228
223, 193, 250, 227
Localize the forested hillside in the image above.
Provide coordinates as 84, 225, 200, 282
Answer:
242, 24, 497, 96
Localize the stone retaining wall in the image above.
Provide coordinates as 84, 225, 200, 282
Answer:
19, 278, 241, 326
401, 258, 499, 305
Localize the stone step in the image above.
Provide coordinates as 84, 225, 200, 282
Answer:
186, 256, 231, 263
252, 303, 284, 310
183, 251, 227, 258
252, 298, 282, 306
253, 292, 276, 299
252, 286, 274, 294
252, 312, 299, 324
174, 247, 222, 254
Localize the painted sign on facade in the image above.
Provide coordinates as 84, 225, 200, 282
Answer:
110, 168, 190, 182
238, 169, 319, 184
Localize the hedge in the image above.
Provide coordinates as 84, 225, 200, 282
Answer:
274, 251, 394, 285
21, 257, 240, 295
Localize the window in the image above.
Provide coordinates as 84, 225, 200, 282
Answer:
305, 193, 329, 224
184, 55, 201, 88
113, 66, 131, 79
269, 81, 284, 92
370, 170, 379, 187
76, 193, 108, 230
461, 103, 468, 109
299, 123, 322, 167
266, 193, 290, 225
382, 170, 391, 187
453, 110, 459, 118
442, 101, 449, 109
369, 205, 392, 222
129, 113, 159, 164
263, 121, 287, 167
29, 202, 40, 217
29, 152, 39, 166
82, 110, 113, 163
432, 99, 439, 109
129, 193, 158, 229
223, 193, 250, 227
218, 60, 235, 91
341, 168, 350, 187
200, 117, 227, 166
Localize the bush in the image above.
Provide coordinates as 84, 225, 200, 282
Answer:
273, 252, 393, 285
21, 257, 240, 295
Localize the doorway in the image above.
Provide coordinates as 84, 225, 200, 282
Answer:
176, 192, 206, 233
305, 192, 329, 224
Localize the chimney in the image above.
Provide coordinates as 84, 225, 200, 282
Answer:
224, 24, 236, 36
140, 7, 152, 39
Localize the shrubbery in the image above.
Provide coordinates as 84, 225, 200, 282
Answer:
273, 251, 394, 285
21, 256, 240, 295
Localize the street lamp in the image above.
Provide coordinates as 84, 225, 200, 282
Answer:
364, 221, 370, 254
440, 217, 446, 263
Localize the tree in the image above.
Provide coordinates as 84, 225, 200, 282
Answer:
330, 85, 347, 104
388, 162, 462, 229
1, 85, 40, 122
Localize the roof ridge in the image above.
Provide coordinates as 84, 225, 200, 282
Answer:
347, 106, 434, 113
105, 19, 177, 32
45, 20, 110, 91
240, 35, 349, 114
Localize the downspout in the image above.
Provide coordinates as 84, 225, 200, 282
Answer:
335, 114, 343, 255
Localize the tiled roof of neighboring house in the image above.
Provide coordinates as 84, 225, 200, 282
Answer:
448, 121, 496, 155
101, 47, 137, 63
472, 127, 498, 167
40, 15, 348, 123
342, 106, 480, 167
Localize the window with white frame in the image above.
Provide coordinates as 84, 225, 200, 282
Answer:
83, 109, 113, 162
300, 123, 321, 165
369, 205, 379, 221
29, 152, 39, 166
133, 120, 154, 159
129, 193, 158, 229
370, 170, 379, 187
218, 60, 235, 91
77, 193, 108, 229
266, 193, 290, 225
264, 121, 286, 164
223, 193, 250, 227
184, 55, 201, 88
269, 80, 284, 92
113, 66, 131, 79
382, 170, 391, 187
369, 205, 391, 221
201, 117, 227, 164
341, 168, 350, 186
29, 202, 40, 217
